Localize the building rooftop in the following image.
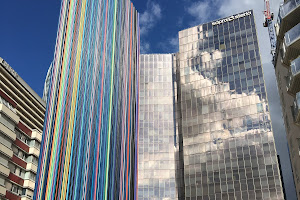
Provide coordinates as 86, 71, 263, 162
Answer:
0, 57, 46, 108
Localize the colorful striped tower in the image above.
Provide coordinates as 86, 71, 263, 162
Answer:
33, 0, 139, 199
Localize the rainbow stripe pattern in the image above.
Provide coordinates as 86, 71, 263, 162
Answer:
33, 0, 139, 199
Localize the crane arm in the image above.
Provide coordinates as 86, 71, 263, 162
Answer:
263, 0, 277, 63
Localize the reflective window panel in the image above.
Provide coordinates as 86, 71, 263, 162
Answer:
176, 10, 284, 200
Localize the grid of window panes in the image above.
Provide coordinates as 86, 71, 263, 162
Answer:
138, 54, 178, 200
176, 11, 284, 200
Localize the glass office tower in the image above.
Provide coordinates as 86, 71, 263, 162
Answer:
34, 0, 139, 200
175, 10, 284, 200
138, 54, 182, 200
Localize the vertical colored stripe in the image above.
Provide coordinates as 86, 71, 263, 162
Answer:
126, 4, 133, 200
104, 0, 118, 198
34, 0, 139, 199
92, 0, 109, 198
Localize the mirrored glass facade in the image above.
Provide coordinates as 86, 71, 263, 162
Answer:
138, 54, 180, 200
175, 10, 285, 200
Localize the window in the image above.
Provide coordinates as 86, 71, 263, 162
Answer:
0, 96, 16, 113
29, 140, 41, 150
11, 185, 18, 193
257, 103, 264, 113
0, 113, 15, 131
0, 134, 11, 148
25, 171, 36, 181
16, 129, 29, 145
11, 183, 22, 196
12, 145, 26, 160
26, 155, 38, 166
0, 174, 5, 186
23, 189, 33, 198
0, 154, 8, 167
14, 166, 25, 178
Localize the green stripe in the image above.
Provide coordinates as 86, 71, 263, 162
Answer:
46, 0, 75, 198
104, 0, 118, 199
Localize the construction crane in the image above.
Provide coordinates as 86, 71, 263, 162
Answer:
263, 0, 277, 63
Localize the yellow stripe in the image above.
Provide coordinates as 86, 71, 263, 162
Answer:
38, 0, 69, 198
60, 0, 87, 199
44, 0, 76, 199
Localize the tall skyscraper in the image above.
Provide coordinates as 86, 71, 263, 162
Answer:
34, 0, 139, 199
273, 0, 300, 198
0, 57, 45, 200
175, 10, 284, 200
138, 10, 285, 200
138, 54, 185, 200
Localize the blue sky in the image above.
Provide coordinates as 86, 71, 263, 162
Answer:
0, 1, 61, 96
0, 0, 297, 198
135, 0, 221, 54
0, 0, 278, 96
0, 0, 220, 98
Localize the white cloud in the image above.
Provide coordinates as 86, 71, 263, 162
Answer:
165, 35, 179, 53
217, 0, 282, 19
140, 42, 150, 54
169, 36, 178, 49
186, 0, 224, 26
140, 0, 162, 36
156, 35, 179, 53
180, 52, 273, 153
186, 0, 282, 63
177, 16, 184, 27
186, 0, 294, 197
186, 1, 211, 25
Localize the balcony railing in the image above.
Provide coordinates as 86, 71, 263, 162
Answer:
292, 92, 300, 124
277, 0, 300, 38
287, 57, 300, 95
291, 56, 300, 74
279, 0, 300, 21
28, 140, 40, 150
285, 23, 300, 46
0, 96, 16, 113
281, 23, 300, 65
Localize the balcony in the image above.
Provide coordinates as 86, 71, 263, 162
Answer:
0, 122, 16, 141
14, 139, 29, 153
21, 197, 32, 200
28, 140, 40, 157
287, 57, 300, 95
292, 92, 300, 124
5, 190, 21, 200
23, 179, 35, 191
281, 23, 300, 65
17, 122, 32, 137
11, 155, 27, 169
277, 0, 300, 39
31, 130, 42, 142
0, 103, 19, 124
0, 184, 6, 196
8, 173, 24, 186
29, 147, 39, 157
26, 162, 37, 173
0, 143, 13, 158
0, 163, 10, 177
0, 96, 17, 114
